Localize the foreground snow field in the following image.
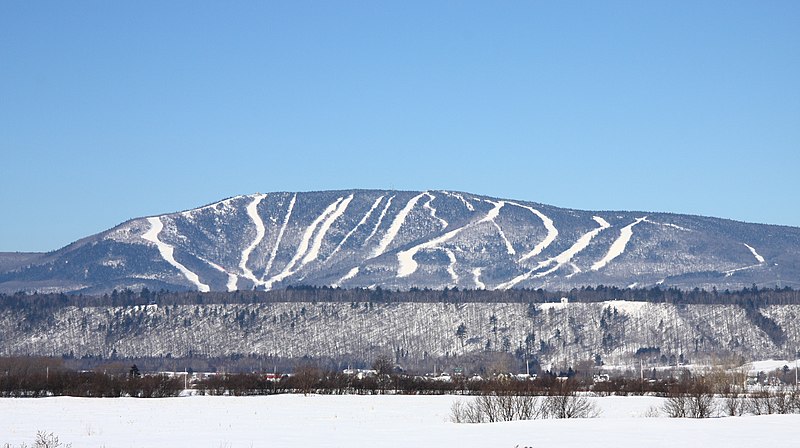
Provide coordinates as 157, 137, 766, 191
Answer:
2, 395, 799, 447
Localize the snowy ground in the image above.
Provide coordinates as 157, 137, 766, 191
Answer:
2, 395, 798, 447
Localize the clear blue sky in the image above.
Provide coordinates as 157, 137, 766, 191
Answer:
1, 1, 798, 252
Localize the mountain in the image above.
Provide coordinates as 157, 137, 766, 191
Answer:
1, 189, 798, 294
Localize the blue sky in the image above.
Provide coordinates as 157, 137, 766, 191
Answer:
1, 1, 798, 252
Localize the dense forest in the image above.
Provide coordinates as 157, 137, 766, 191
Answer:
1, 286, 798, 375
1, 284, 799, 311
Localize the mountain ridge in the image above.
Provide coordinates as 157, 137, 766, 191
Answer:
2, 189, 798, 294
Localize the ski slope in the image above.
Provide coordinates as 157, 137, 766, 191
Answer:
141, 217, 210, 292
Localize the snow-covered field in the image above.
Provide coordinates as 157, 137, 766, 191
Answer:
2, 395, 798, 447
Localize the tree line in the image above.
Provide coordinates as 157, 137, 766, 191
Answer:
1, 284, 798, 313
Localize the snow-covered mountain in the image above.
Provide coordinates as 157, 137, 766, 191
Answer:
2, 189, 798, 293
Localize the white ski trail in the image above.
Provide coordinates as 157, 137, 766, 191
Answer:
397, 200, 505, 278
200, 257, 239, 292
181, 195, 243, 217
141, 217, 210, 292
565, 263, 582, 279
480, 200, 515, 255
472, 268, 486, 290
743, 243, 766, 264
264, 197, 344, 289
326, 195, 384, 262
591, 217, 647, 271
263, 193, 296, 278
364, 195, 395, 246
509, 201, 558, 262
444, 248, 458, 285
423, 193, 448, 229
373, 192, 426, 258
239, 194, 268, 287
302, 195, 353, 266
332, 266, 360, 288
497, 216, 610, 289
443, 191, 475, 211
724, 264, 761, 277
643, 218, 691, 232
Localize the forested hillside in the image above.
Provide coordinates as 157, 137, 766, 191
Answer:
2, 288, 797, 370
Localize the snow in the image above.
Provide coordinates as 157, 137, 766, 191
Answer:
397, 200, 505, 278
373, 192, 426, 258
239, 194, 267, 287
263, 193, 296, 278
724, 264, 761, 277
363, 195, 394, 246
510, 201, 558, 262
423, 193, 448, 228
533, 216, 610, 277
8, 394, 796, 448
591, 216, 647, 271
264, 197, 344, 289
141, 217, 210, 292
746, 359, 800, 374
327, 195, 385, 261
443, 190, 475, 211
603, 300, 648, 315
199, 257, 239, 292
301, 194, 353, 266
744, 243, 766, 264
444, 248, 458, 284
497, 216, 609, 289
332, 266, 360, 288
643, 218, 691, 232
480, 200, 515, 255
472, 267, 486, 289
182, 195, 243, 215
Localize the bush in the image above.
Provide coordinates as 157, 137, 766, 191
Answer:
451, 381, 598, 423
3, 431, 71, 448
451, 393, 547, 423
663, 379, 717, 418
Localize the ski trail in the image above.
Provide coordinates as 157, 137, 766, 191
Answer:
508, 201, 558, 262
398, 200, 505, 278
743, 243, 766, 264
643, 218, 691, 232
491, 221, 515, 255
200, 257, 239, 292
496, 216, 610, 290
326, 195, 384, 262
443, 191, 475, 211
591, 217, 647, 271
263, 194, 296, 278
302, 195, 353, 266
565, 262, 582, 279
443, 248, 458, 284
423, 193, 448, 229
364, 195, 394, 245
725, 264, 761, 277
141, 217, 210, 292
373, 192, 426, 258
472, 268, 486, 290
239, 194, 268, 287
480, 200, 515, 255
264, 197, 344, 289
332, 266, 360, 288
181, 195, 244, 217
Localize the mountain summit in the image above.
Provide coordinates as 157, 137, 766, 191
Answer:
2, 190, 797, 293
